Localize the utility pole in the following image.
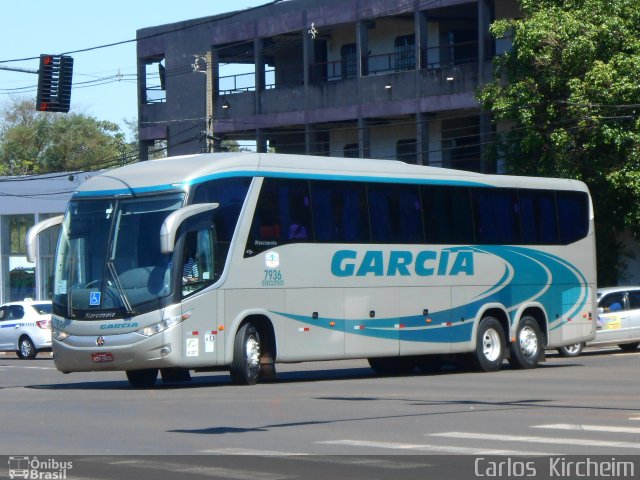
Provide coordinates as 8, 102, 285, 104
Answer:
205, 51, 214, 153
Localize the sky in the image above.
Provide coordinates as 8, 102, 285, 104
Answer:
0, 1, 268, 139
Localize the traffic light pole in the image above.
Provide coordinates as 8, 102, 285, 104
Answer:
1, 55, 73, 113
0, 65, 38, 74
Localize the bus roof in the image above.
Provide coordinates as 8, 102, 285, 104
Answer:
73, 152, 590, 198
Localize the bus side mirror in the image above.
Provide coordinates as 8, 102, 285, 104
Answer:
159, 203, 219, 254
26, 215, 64, 263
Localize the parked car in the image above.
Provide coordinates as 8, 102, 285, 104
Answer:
0, 300, 52, 359
557, 286, 640, 357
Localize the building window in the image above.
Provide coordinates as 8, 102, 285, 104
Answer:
341, 44, 357, 80
144, 56, 166, 104
9, 216, 32, 255
344, 143, 359, 158
396, 139, 417, 164
2, 215, 35, 301
394, 35, 415, 71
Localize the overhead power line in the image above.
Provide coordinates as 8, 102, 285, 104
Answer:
0, 0, 287, 65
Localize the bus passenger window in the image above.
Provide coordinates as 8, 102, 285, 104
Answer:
310, 180, 370, 243
245, 178, 312, 256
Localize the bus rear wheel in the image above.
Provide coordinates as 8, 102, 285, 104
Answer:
230, 323, 261, 385
368, 356, 415, 375
471, 317, 505, 372
508, 316, 542, 369
126, 368, 158, 388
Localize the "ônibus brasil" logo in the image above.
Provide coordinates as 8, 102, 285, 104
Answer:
331, 249, 474, 277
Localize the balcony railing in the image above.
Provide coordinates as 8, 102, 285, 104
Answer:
218, 40, 481, 94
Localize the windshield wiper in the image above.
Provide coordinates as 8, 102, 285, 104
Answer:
106, 260, 135, 316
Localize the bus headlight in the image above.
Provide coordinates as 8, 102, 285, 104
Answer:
136, 312, 187, 337
53, 329, 70, 341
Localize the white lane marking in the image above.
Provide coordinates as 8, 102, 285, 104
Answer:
534, 423, 640, 434
0, 365, 55, 370
201, 450, 425, 469
109, 459, 293, 480
199, 448, 308, 456
429, 432, 640, 450
317, 439, 556, 456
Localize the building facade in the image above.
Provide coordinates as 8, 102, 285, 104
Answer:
136, 0, 520, 171
0, 173, 93, 303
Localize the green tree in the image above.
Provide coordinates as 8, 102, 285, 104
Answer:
478, 0, 640, 285
0, 97, 137, 175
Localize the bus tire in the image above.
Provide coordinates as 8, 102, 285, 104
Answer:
368, 357, 415, 376
618, 342, 639, 352
508, 316, 542, 369
160, 367, 192, 383
415, 354, 444, 374
126, 368, 158, 388
471, 317, 505, 372
557, 342, 584, 357
230, 323, 261, 385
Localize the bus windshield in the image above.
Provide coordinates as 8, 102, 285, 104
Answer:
53, 194, 185, 317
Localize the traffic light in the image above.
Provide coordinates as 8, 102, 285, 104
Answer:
36, 54, 73, 112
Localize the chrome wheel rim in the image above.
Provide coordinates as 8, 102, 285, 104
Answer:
20, 340, 33, 358
245, 335, 260, 379
518, 326, 538, 358
482, 328, 501, 362
564, 344, 581, 355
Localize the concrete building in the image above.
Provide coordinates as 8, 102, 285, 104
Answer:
136, 0, 520, 170
0, 173, 93, 303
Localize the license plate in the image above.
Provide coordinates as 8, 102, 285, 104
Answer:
91, 352, 114, 363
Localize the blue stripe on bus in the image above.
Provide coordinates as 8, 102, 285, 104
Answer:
72, 170, 490, 198
271, 245, 589, 343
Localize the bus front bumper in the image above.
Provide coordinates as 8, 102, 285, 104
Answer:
52, 331, 180, 372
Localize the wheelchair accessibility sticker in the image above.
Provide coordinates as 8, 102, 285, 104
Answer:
90, 291, 101, 306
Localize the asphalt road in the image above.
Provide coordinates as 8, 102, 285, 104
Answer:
1, 347, 639, 479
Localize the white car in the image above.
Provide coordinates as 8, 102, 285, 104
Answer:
0, 300, 52, 359
557, 286, 640, 357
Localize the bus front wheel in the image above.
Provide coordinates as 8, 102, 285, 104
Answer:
126, 368, 158, 388
508, 316, 543, 369
471, 317, 505, 372
230, 323, 261, 385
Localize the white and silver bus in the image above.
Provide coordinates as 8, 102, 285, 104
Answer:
27, 153, 596, 387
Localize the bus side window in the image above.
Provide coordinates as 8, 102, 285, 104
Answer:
472, 188, 520, 245
368, 183, 423, 244
557, 191, 589, 244
422, 185, 474, 244
519, 190, 559, 244
310, 180, 370, 243
245, 178, 312, 256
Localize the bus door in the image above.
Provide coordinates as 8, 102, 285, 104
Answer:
180, 228, 222, 366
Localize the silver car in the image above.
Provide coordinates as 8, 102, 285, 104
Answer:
557, 287, 640, 356
0, 300, 52, 359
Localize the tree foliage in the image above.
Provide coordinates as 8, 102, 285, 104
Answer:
478, 0, 640, 284
0, 97, 136, 176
